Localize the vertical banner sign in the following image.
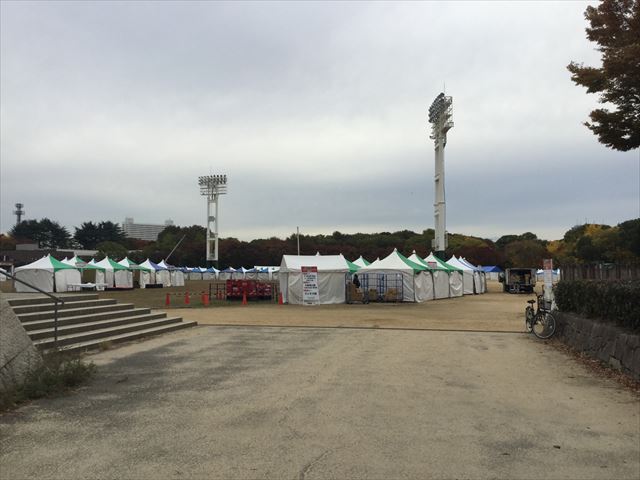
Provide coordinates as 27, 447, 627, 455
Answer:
301, 266, 320, 305
543, 258, 554, 302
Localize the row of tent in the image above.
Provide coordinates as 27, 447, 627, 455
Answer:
279, 250, 487, 305
12, 255, 281, 293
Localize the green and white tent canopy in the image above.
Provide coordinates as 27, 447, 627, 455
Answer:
94, 256, 133, 288
424, 252, 464, 297
62, 255, 104, 270
408, 251, 450, 300
15, 254, 81, 293
118, 257, 152, 271
352, 256, 371, 268
358, 249, 433, 302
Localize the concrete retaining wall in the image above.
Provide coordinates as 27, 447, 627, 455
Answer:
0, 297, 42, 394
555, 311, 640, 381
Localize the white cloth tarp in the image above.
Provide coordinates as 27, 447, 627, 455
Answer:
138, 259, 158, 288
15, 255, 80, 293
445, 256, 475, 295
408, 252, 449, 300
279, 254, 354, 305
255, 266, 279, 281
219, 267, 235, 281
171, 270, 185, 286
458, 257, 487, 293
424, 253, 464, 298
0, 267, 8, 281
359, 249, 433, 302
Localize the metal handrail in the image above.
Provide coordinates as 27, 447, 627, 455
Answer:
2, 270, 66, 350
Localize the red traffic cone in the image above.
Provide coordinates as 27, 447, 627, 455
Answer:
202, 293, 210, 306
185, 292, 190, 305
242, 292, 247, 305
165, 293, 171, 306
278, 292, 283, 305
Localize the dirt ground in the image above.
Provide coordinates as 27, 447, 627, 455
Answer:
1, 278, 538, 332
157, 281, 536, 333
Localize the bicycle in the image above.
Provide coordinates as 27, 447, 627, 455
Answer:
525, 294, 556, 339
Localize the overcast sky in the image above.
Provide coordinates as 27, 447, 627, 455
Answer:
1, 1, 638, 242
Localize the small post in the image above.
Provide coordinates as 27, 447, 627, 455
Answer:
54, 299, 59, 350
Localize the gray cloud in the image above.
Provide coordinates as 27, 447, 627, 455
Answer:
2, 1, 638, 242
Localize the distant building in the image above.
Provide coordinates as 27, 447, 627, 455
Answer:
122, 217, 174, 241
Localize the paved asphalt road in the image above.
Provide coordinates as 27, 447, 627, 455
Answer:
1, 325, 639, 479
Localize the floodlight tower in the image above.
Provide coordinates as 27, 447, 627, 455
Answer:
428, 92, 453, 258
198, 175, 228, 265
13, 203, 25, 225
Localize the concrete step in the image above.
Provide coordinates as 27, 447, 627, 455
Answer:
21, 307, 153, 332
11, 298, 118, 315
33, 316, 189, 350
27, 313, 169, 340
17, 303, 135, 323
42, 320, 198, 354
7, 294, 99, 306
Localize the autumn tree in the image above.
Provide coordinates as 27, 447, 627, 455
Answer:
567, 0, 640, 151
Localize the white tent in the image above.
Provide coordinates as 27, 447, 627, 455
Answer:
218, 267, 235, 281
138, 259, 160, 287
204, 267, 219, 281
0, 267, 9, 281
460, 257, 487, 293
254, 266, 279, 281
359, 249, 433, 302
424, 253, 464, 297
118, 257, 151, 289
279, 254, 356, 305
156, 260, 177, 286
408, 252, 450, 300
94, 257, 133, 288
447, 256, 479, 295
231, 267, 250, 280
15, 255, 80, 293
352, 256, 371, 268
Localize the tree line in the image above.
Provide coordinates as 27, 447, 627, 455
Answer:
2, 218, 638, 269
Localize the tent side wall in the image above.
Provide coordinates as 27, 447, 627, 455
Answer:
280, 272, 346, 305
432, 271, 451, 299
449, 271, 464, 297
15, 269, 54, 293
54, 269, 81, 292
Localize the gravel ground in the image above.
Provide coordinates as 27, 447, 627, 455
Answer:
1, 325, 639, 479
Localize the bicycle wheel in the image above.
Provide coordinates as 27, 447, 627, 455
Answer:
532, 311, 556, 339
525, 306, 534, 332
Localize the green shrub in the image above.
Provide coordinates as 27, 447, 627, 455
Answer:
1, 353, 96, 411
554, 280, 640, 332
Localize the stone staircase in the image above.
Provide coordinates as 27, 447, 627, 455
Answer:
8, 294, 197, 353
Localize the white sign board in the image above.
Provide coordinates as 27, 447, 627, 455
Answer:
543, 258, 554, 304
301, 266, 319, 305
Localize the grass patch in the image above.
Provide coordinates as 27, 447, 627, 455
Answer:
1, 352, 96, 412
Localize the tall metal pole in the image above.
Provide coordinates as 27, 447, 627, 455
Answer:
434, 135, 446, 257
199, 175, 227, 267
296, 226, 300, 255
428, 93, 453, 259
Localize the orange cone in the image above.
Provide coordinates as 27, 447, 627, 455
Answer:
185, 292, 190, 305
242, 292, 247, 305
165, 293, 171, 306
202, 293, 210, 306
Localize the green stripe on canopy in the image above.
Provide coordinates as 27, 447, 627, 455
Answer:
396, 251, 428, 272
